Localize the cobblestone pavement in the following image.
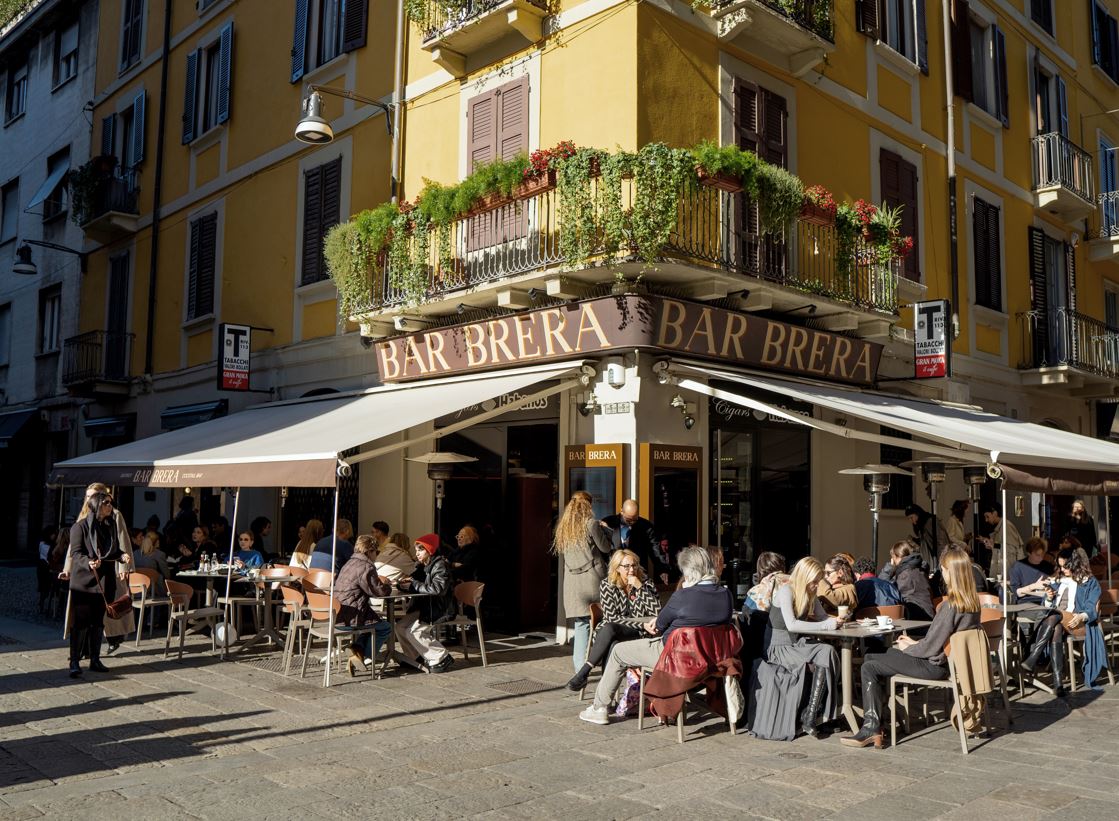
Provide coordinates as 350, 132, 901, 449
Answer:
1, 573, 1118, 820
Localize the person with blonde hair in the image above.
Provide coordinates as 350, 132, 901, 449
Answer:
375, 532, 416, 583
133, 531, 171, 595
290, 519, 323, 569
553, 491, 612, 672
566, 549, 660, 692
762, 556, 845, 738
842, 545, 981, 748
449, 525, 482, 583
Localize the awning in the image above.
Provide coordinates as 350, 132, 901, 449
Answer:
0, 409, 36, 448
26, 159, 71, 210
674, 363, 1119, 490
83, 415, 135, 440
161, 399, 228, 431
50, 362, 587, 488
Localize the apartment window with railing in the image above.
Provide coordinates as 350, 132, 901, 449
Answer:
5, 57, 28, 122
0, 180, 17, 244
972, 197, 1002, 311
1030, 0, 1053, 34
38, 286, 62, 354
120, 0, 144, 71
1091, 1, 1119, 85
290, 0, 368, 81
54, 19, 79, 88
102, 91, 145, 191
1101, 136, 1119, 236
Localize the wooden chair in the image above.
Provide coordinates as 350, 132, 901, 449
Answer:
889, 628, 993, 755
163, 579, 224, 660
979, 611, 1013, 723
302, 569, 334, 594
299, 590, 380, 687
853, 604, 904, 621
445, 581, 488, 668
579, 602, 603, 700
129, 569, 172, 647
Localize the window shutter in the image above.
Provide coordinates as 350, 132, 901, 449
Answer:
855, 0, 880, 38
1109, 16, 1119, 82
321, 156, 342, 236
132, 90, 146, 165
733, 78, 759, 155
101, 114, 116, 157
301, 166, 323, 285
760, 89, 788, 168
982, 201, 1000, 309
1092, 1, 1103, 66
216, 22, 233, 125
187, 217, 202, 319
994, 27, 1009, 127
734, 78, 761, 272
951, 0, 973, 102
972, 201, 989, 309
1065, 241, 1077, 314
291, 0, 309, 83
1056, 75, 1069, 136
197, 213, 217, 317
466, 90, 497, 173
1028, 226, 1048, 364
915, 0, 929, 74
497, 77, 528, 160
341, 0, 369, 53
107, 254, 130, 334
182, 48, 199, 144
882, 150, 920, 282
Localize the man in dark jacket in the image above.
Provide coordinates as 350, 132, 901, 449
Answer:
853, 557, 904, 609
396, 533, 455, 673
602, 500, 667, 584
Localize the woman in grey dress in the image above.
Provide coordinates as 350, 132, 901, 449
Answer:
764, 556, 846, 737
553, 490, 612, 672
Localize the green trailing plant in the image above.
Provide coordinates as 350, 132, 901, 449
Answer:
557, 147, 605, 267
755, 162, 804, 236
630, 142, 693, 264
66, 156, 115, 227
325, 201, 401, 315
600, 150, 636, 258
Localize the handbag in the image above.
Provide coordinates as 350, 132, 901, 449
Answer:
94, 565, 133, 620
1060, 610, 1087, 639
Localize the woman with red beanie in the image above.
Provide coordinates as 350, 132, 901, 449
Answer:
396, 533, 456, 673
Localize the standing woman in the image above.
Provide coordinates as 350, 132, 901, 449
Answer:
553, 491, 612, 673
946, 499, 971, 546
1064, 501, 1097, 558
67, 489, 128, 677
842, 545, 980, 748
764, 557, 845, 737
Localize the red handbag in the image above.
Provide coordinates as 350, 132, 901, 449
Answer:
94, 566, 133, 620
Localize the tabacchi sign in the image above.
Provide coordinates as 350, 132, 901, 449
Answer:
218, 323, 251, 391
375, 296, 883, 385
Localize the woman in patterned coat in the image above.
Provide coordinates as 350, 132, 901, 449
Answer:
566, 549, 660, 692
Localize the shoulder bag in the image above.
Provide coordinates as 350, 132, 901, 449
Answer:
94, 565, 133, 620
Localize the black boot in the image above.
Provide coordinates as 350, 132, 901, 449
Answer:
799, 666, 828, 738
841, 676, 883, 748
1021, 617, 1058, 673
87, 630, 109, 673
1050, 635, 1068, 696
566, 663, 593, 692
69, 626, 88, 676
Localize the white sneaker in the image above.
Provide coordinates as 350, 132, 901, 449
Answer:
578, 704, 610, 725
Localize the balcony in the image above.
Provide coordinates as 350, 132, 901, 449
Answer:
1032, 132, 1094, 223
363, 179, 899, 338
417, 0, 547, 77
710, 0, 834, 77
62, 331, 134, 398
1017, 309, 1119, 395
77, 166, 139, 243
1088, 191, 1119, 262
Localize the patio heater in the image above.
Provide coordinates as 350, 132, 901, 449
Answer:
839, 464, 913, 568
406, 452, 478, 545
960, 464, 989, 565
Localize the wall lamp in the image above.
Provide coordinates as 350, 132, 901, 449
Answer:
295, 86, 393, 144
13, 239, 88, 276
670, 393, 696, 430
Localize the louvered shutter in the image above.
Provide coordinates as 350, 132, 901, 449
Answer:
301, 166, 324, 285
466, 89, 498, 251
321, 156, 342, 238
188, 217, 201, 319
881, 150, 920, 282
1056, 76, 1069, 136
951, 0, 973, 102
341, 0, 369, 53
101, 114, 116, 157
182, 49, 199, 144
761, 90, 787, 167
1092, 0, 1103, 67
497, 77, 529, 243
994, 28, 1009, 127
132, 90, 146, 165
855, 0, 880, 38
972, 201, 990, 309
216, 22, 233, 125
291, 0, 310, 83
1109, 15, 1119, 83
916, 0, 929, 74
106, 253, 130, 379
734, 78, 761, 273
1028, 226, 1048, 365
198, 213, 217, 317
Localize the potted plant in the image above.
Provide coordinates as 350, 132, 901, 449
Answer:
690, 141, 758, 194
520, 140, 576, 195
801, 184, 837, 226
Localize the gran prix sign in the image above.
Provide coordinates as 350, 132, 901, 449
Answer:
218, 323, 251, 391
914, 300, 951, 379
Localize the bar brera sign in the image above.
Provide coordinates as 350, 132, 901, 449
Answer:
375, 296, 883, 386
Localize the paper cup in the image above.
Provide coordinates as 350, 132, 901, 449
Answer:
837, 605, 850, 619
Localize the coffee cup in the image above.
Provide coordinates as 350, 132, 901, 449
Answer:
837, 605, 850, 620
876, 615, 892, 628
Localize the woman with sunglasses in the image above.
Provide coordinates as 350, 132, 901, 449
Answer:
566, 548, 660, 692
67, 490, 128, 677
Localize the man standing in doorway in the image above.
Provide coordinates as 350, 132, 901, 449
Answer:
979, 502, 1023, 579
602, 500, 667, 585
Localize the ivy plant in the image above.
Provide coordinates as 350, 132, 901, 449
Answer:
755, 162, 804, 236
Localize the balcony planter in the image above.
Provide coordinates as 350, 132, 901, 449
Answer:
696, 167, 744, 193
800, 201, 835, 226
517, 168, 557, 197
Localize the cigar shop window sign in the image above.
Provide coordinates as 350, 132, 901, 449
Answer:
218, 323, 251, 391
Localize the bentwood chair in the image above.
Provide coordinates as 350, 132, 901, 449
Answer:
302, 569, 334, 594
446, 581, 489, 668
129, 569, 173, 647
163, 579, 224, 660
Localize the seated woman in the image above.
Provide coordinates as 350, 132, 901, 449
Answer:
133, 532, 171, 595
842, 545, 981, 748
1019, 547, 1107, 694
817, 555, 858, 616
879, 540, 934, 621
335, 535, 393, 673
290, 519, 323, 569
764, 557, 846, 738
566, 549, 661, 692
174, 525, 213, 569
743, 551, 790, 614
232, 531, 265, 569
374, 532, 417, 584
448, 526, 482, 583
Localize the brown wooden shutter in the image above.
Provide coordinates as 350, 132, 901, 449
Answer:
760, 89, 787, 168
733, 78, 759, 154
301, 166, 323, 285
497, 76, 528, 160
341, 0, 369, 53
188, 213, 217, 319
880, 149, 920, 281
951, 0, 973, 102
973, 199, 1000, 311
856, 0, 881, 39
466, 90, 497, 173
1028, 226, 1048, 365
734, 78, 760, 273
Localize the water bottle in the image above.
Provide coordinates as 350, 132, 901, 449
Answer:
201, 552, 209, 571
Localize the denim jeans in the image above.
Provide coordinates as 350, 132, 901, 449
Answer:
352, 620, 391, 659
571, 616, 591, 673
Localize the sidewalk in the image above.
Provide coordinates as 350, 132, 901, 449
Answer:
1, 596, 1118, 820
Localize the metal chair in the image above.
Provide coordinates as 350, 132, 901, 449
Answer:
299, 590, 379, 687
129, 569, 172, 647
163, 579, 224, 660
445, 581, 488, 667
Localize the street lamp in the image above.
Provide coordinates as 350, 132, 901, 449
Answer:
406, 451, 478, 544
294, 85, 393, 144
839, 464, 913, 567
12, 239, 88, 276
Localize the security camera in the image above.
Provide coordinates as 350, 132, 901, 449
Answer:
337, 462, 353, 478
393, 316, 409, 331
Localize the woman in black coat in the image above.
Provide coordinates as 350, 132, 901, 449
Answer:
68, 489, 127, 677
879, 540, 935, 621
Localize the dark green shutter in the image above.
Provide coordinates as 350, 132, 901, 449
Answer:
217, 22, 233, 125
916, 0, 928, 74
855, 0, 880, 39
1028, 227, 1048, 366
994, 28, 1009, 127
101, 114, 116, 157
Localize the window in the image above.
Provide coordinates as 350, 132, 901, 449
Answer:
182, 22, 233, 144
1030, 0, 1053, 34
0, 304, 10, 367
1028, 227, 1075, 366
43, 148, 71, 221
38, 286, 62, 354
1101, 136, 1118, 235
880, 149, 920, 281
187, 213, 218, 319
0, 180, 17, 243
54, 20, 79, 87
972, 197, 1001, 311
879, 426, 913, 510
120, 0, 144, 70
857, 0, 929, 70
300, 157, 342, 285
959, 16, 1008, 125
465, 77, 530, 249
101, 91, 145, 186
1091, 1, 1119, 85
1033, 68, 1067, 136
5, 57, 28, 121
290, 0, 369, 82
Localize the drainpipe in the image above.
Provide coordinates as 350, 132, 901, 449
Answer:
144, 0, 173, 376
390, 0, 405, 203
942, 0, 961, 340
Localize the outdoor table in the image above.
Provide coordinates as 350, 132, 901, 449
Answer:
237, 574, 303, 652
175, 569, 233, 607
371, 589, 434, 675
789, 618, 932, 733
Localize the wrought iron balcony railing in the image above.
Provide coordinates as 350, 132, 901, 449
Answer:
1032, 132, 1093, 202
375, 179, 900, 315
1098, 190, 1119, 238
710, 0, 834, 41
1018, 308, 1119, 379
62, 330, 134, 386
419, 0, 548, 42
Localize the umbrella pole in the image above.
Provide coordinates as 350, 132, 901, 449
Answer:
1107, 495, 1113, 591
222, 487, 240, 658
1001, 486, 1009, 671
326, 479, 340, 688
871, 507, 880, 570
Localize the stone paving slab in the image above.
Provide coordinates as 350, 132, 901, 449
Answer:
2, 606, 1119, 820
